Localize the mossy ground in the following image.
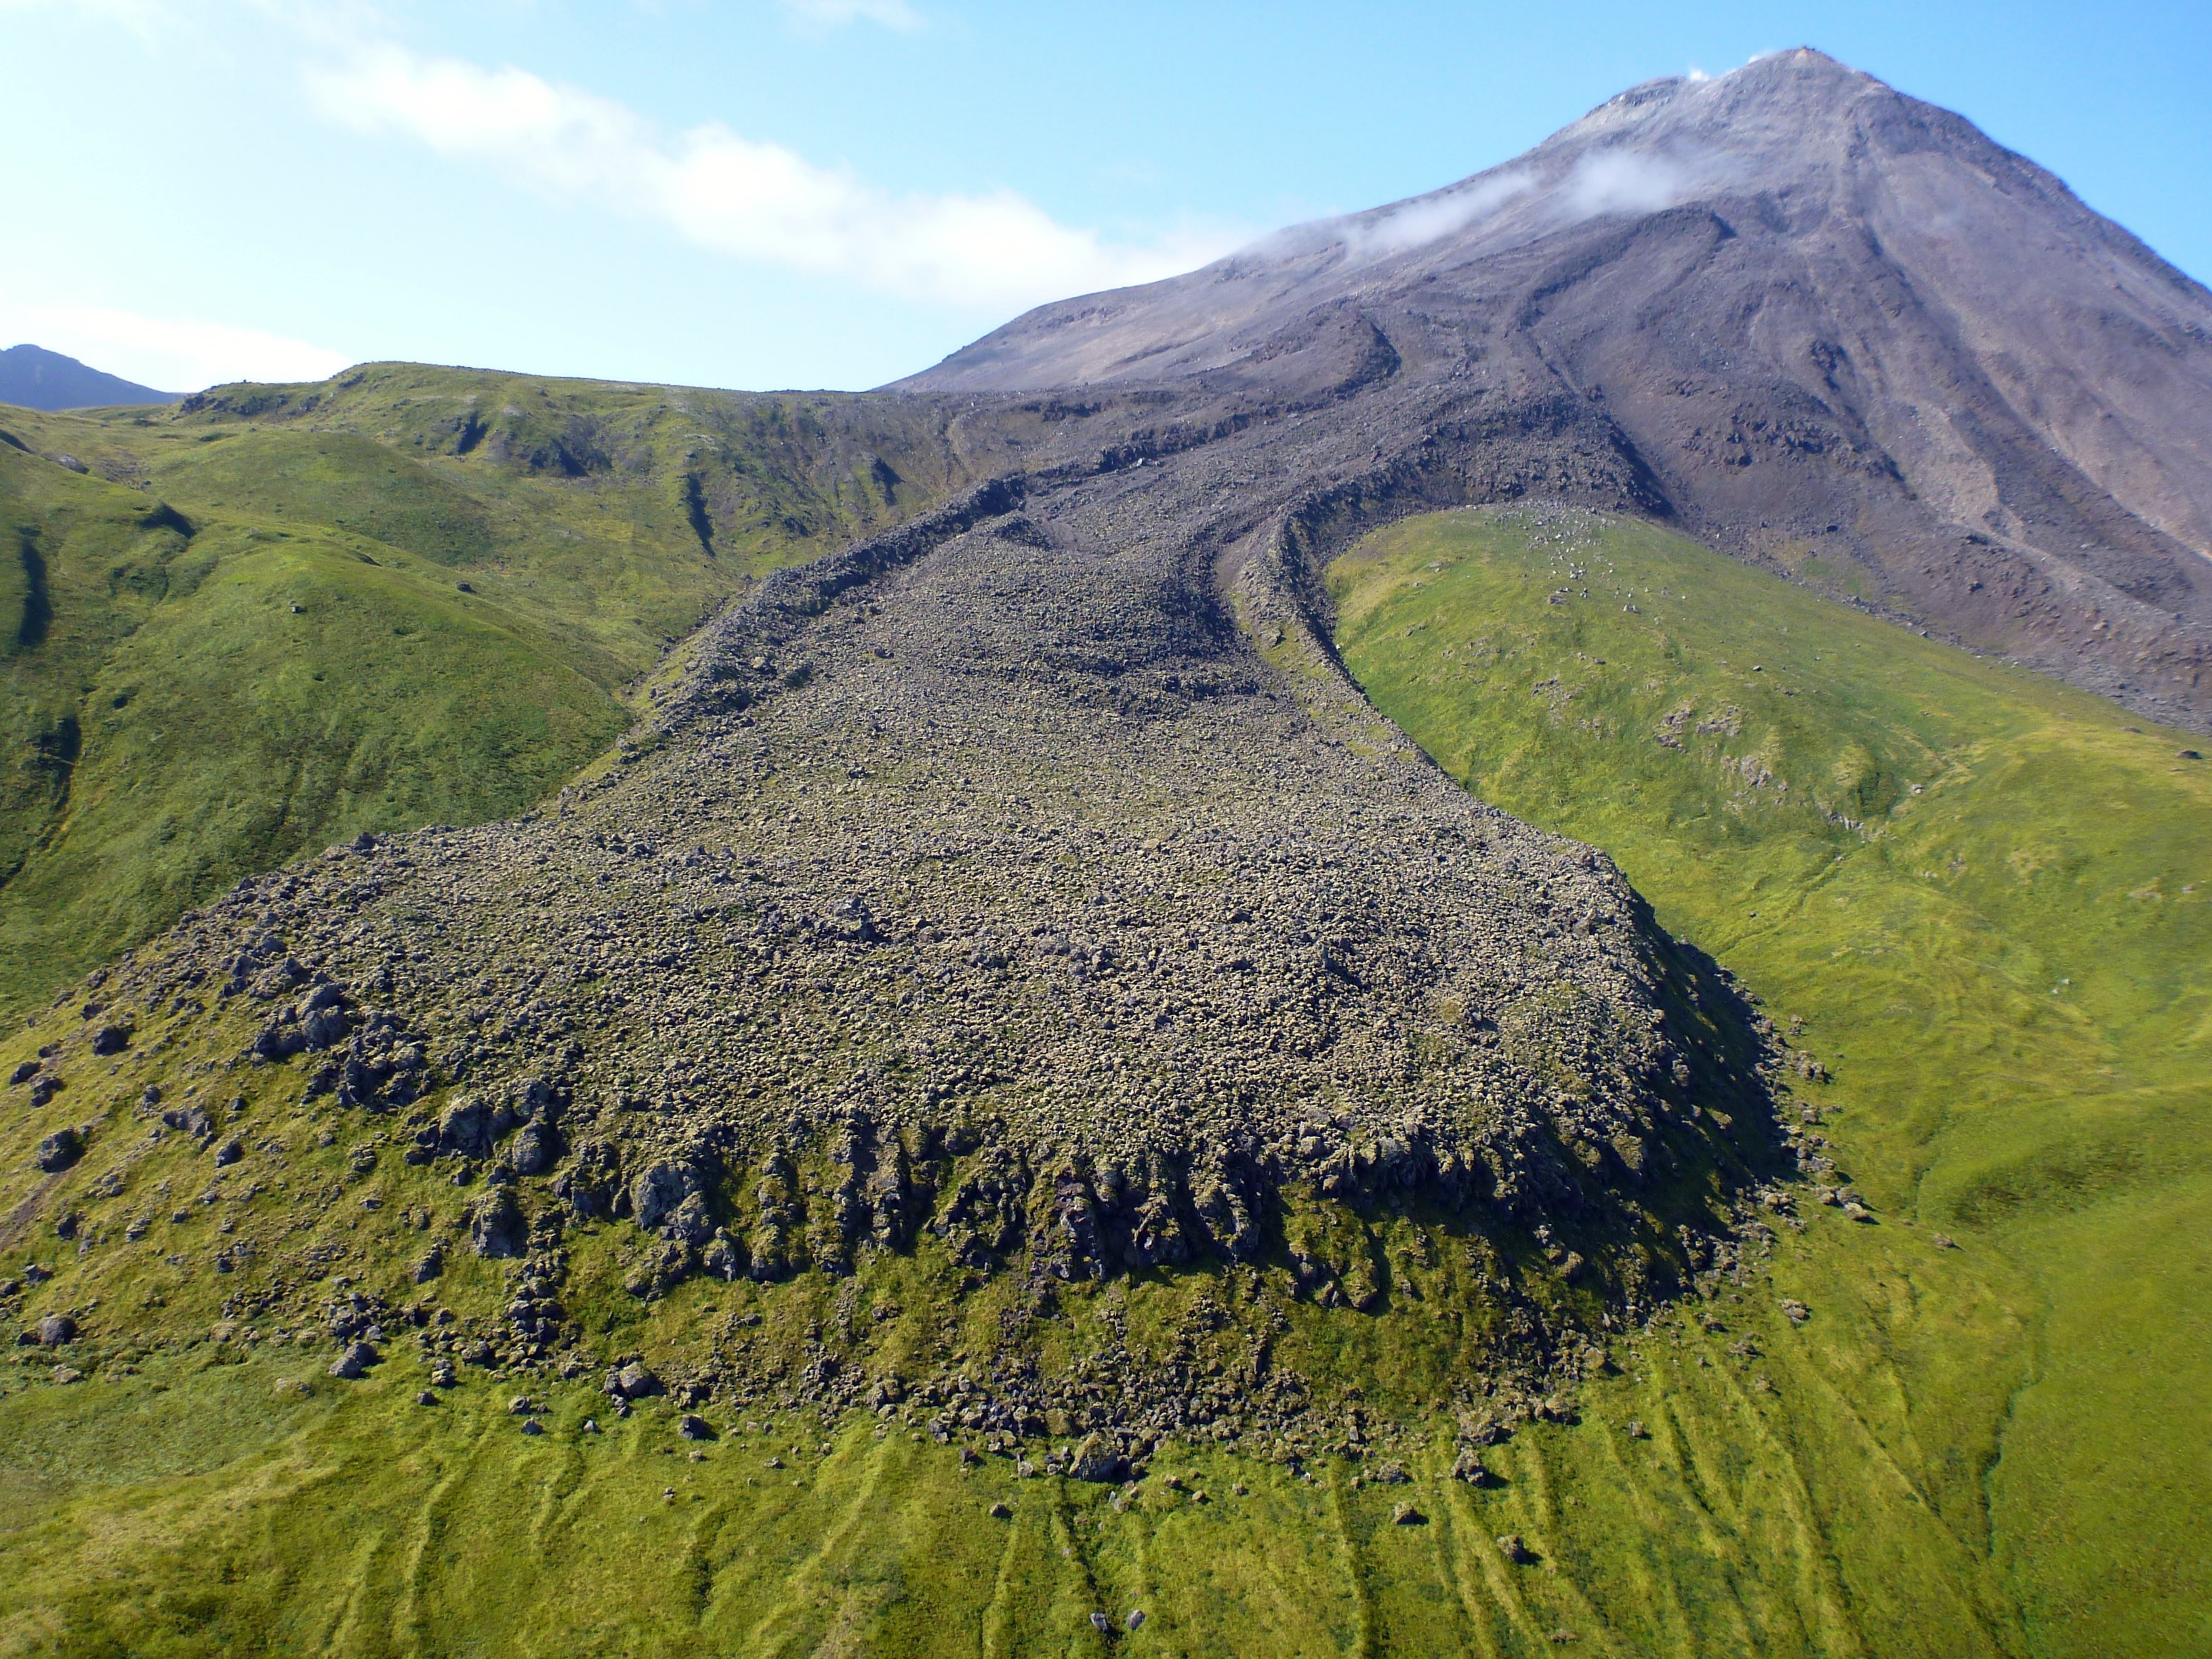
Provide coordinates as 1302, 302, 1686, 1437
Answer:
1329, 506, 2212, 1658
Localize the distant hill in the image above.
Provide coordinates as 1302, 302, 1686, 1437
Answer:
0, 361, 960, 1018
0, 342, 181, 409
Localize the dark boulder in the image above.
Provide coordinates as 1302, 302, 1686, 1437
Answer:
1067, 1433, 1128, 1483
630, 1159, 691, 1232
469, 1187, 527, 1258
34, 1128, 83, 1172
329, 1341, 380, 1379
252, 1018, 305, 1061
605, 1361, 662, 1400
439, 1097, 495, 1159
510, 1118, 559, 1176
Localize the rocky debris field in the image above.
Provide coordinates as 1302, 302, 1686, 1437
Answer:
0, 337, 1794, 1461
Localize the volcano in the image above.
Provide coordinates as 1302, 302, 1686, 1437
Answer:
909, 47, 2212, 730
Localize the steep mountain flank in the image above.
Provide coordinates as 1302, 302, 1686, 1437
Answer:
907, 48, 2212, 731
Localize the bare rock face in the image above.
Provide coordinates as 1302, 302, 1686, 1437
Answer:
903, 49, 2212, 731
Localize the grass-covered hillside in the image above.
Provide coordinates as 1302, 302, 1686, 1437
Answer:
1330, 508, 2212, 1658
5, 504, 2202, 1657
0, 365, 964, 1020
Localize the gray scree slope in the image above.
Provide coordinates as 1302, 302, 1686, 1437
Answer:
905, 48, 2212, 732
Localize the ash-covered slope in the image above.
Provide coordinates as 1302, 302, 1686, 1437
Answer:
905, 49, 2212, 731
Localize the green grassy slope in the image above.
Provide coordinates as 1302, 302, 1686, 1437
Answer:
0, 1332, 2034, 1659
0, 366, 962, 1020
0, 1047, 2037, 1659
1328, 506, 2212, 1658
6, 513, 2184, 1658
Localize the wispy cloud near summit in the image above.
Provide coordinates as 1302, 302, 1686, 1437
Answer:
306, 41, 1231, 311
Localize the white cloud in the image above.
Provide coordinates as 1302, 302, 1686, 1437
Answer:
1561, 149, 1695, 219
304, 43, 1227, 311
779, 0, 922, 33
1338, 168, 1536, 260
0, 294, 351, 392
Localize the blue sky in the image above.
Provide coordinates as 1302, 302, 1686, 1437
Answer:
3, 0, 2208, 392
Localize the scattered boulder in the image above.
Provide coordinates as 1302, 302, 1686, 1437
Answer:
510, 1118, 559, 1176
677, 1413, 714, 1441
1497, 1534, 1533, 1563
35, 1314, 77, 1347
90, 1024, 131, 1056
988, 1501, 1012, 1519
1392, 1503, 1426, 1526
469, 1187, 526, 1258
1067, 1433, 1128, 1483
252, 1017, 306, 1061
34, 1128, 83, 1172
606, 1361, 663, 1400
439, 1097, 495, 1160
329, 1342, 380, 1379
630, 1160, 692, 1233
701, 1234, 743, 1281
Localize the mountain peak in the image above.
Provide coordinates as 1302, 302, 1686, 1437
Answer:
0, 343, 180, 411
900, 58, 2212, 731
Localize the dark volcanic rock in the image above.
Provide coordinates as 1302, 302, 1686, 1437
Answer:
34, 1128, 83, 1172
469, 1188, 527, 1259
329, 1341, 379, 1379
